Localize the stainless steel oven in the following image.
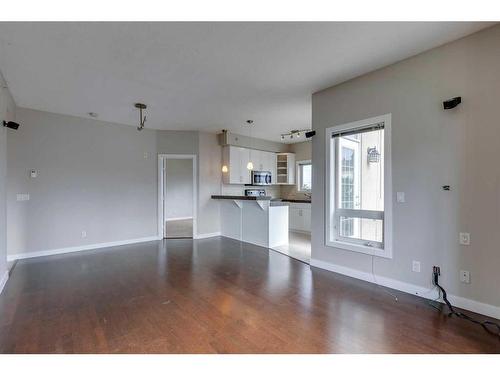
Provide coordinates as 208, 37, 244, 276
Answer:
251, 171, 272, 185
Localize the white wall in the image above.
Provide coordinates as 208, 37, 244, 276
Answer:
165, 159, 193, 220
0, 77, 16, 292
311, 25, 500, 313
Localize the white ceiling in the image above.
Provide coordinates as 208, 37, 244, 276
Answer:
0, 22, 493, 142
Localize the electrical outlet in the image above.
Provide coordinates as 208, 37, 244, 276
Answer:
459, 232, 470, 245
81, 230, 87, 238
460, 270, 471, 284
144, 152, 149, 159
412, 260, 421, 273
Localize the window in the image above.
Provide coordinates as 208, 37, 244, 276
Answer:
325, 114, 392, 258
297, 160, 312, 192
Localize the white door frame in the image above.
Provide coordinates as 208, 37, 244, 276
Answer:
158, 154, 197, 239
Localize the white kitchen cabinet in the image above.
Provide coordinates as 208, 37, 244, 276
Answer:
276, 153, 295, 185
288, 203, 311, 232
222, 146, 251, 184
222, 146, 278, 185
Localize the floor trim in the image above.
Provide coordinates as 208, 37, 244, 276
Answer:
7, 236, 162, 261
310, 258, 500, 320
194, 232, 221, 239
0, 271, 8, 295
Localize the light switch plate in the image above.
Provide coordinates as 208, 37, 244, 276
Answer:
412, 260, 421, 273
396, 192, 405, 203
459, 232, 470, 245
16, 194, 30, 201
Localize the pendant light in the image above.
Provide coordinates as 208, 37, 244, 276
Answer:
246, 120, 254, 170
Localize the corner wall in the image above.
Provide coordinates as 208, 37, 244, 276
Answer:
280, 140, 312, 200
311, 25, 500, 315
0, 80, 16, 293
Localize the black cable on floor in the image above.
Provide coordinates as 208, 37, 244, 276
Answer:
433, 271, 500, 338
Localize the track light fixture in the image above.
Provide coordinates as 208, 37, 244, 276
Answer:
280, 129, 310, 141
135, 103, 147, 131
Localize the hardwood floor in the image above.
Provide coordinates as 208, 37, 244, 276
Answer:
0, 237, 498, 353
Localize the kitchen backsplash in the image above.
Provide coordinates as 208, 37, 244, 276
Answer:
280, 184, 311, 200
221, 184, 281, 198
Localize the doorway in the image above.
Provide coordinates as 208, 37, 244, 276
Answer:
158, 154, 197, 239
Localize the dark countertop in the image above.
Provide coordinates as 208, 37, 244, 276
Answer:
280, 199, 311, 204
211, 195, 273, 201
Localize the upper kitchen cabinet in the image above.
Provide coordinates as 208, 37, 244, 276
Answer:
276, 153, 295, 185
222, 146, 280, 185
253, 151, 277, 177
222, 146, 252, 184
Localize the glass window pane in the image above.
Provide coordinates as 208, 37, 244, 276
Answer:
301, 164, 311, 190
299, 163, 312, 191
337, 128, 384, 212
339, 216, 383, 243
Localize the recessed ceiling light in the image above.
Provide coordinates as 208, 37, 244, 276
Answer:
88, 112, 98, 118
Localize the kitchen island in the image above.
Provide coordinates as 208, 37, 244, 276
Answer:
211, 195, 288, 248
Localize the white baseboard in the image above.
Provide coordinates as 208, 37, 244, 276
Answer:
7, 236, 162, 261
194, 232, 221, 239
310, 258, 500, 320
290, 229, 311, 235
165, 216, 193, 222
0, 271, 8, 295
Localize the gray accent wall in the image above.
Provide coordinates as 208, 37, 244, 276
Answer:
0, 82, 16, 285
7, 109, 158, 256
7, 108, 205, 258
198, 132, 222, 235
311, 25, 500, 308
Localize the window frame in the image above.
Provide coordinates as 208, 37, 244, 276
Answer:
297, 160, 312, 192
325, 113, 393, 259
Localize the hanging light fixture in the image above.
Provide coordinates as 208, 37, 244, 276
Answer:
135, 103, 147, 131
246, 120, 254, 170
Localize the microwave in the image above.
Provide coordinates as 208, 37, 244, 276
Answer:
251, 171, 272, 185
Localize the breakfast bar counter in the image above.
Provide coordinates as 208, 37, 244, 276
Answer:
211, 195, 288, 248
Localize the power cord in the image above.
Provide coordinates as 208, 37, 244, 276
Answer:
432, 267, 500, 337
